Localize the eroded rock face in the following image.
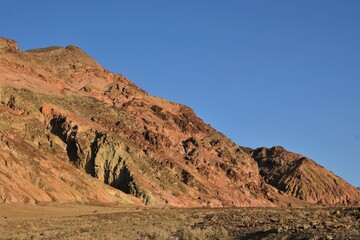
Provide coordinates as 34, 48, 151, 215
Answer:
252, 146, 360, 206
0, 92, 138, 205
0, 37, 359, 207
87, 132, 151, 204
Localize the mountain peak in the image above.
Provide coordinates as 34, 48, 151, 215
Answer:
0, 37, 18, 50
25, 43, 102, 70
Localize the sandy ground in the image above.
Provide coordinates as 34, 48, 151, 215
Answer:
0, 203, 137, 220
0, 204, 359, 239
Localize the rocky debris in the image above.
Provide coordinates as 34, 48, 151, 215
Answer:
196, 207, 360, 239
150, 105, 168, 120
1, 207, 358, 239
172, 106, 211, 134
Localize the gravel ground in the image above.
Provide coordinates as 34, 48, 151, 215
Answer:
0, 205, 359, 239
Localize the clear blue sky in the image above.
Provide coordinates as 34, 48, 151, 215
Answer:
1, 1, 359, 187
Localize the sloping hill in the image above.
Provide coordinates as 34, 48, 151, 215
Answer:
0, 37, 359, 207
252, 146, 360, 205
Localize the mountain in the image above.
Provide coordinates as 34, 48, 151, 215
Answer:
252, 146, 360, 205
0, 37, 359, 207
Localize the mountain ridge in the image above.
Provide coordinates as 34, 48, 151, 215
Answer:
0, 37, 359, 207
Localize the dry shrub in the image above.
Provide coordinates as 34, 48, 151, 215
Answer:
180, 226, 230, 240
138, 225, 231, 240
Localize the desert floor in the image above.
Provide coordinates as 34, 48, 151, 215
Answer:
0, 204, 359, 239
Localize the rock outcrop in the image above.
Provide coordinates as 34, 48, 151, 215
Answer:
0, 37, 18, 50
0, 37, 359, 207
252, 146, 360, 206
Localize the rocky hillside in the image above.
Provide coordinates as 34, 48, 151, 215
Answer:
0, 37, 359, 207
252, 146, 360, 206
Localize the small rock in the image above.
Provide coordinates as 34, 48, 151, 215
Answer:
333, 210, 341, 217
269, 218, 278, 223
276, 225, 288, 233
309, 221, 318, 227
303, 223, 311, 230
323, 220, 334, 228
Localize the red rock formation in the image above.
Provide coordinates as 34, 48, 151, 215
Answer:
252, 146, 360, 206
0, 37, 359, 207
0, 37, 18, 50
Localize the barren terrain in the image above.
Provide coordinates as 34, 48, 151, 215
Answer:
0, 204, 359, 239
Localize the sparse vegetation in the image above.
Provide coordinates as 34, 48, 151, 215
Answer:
0, 206, 358, 239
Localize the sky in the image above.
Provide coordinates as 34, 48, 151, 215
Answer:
1, 1, 359, 187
